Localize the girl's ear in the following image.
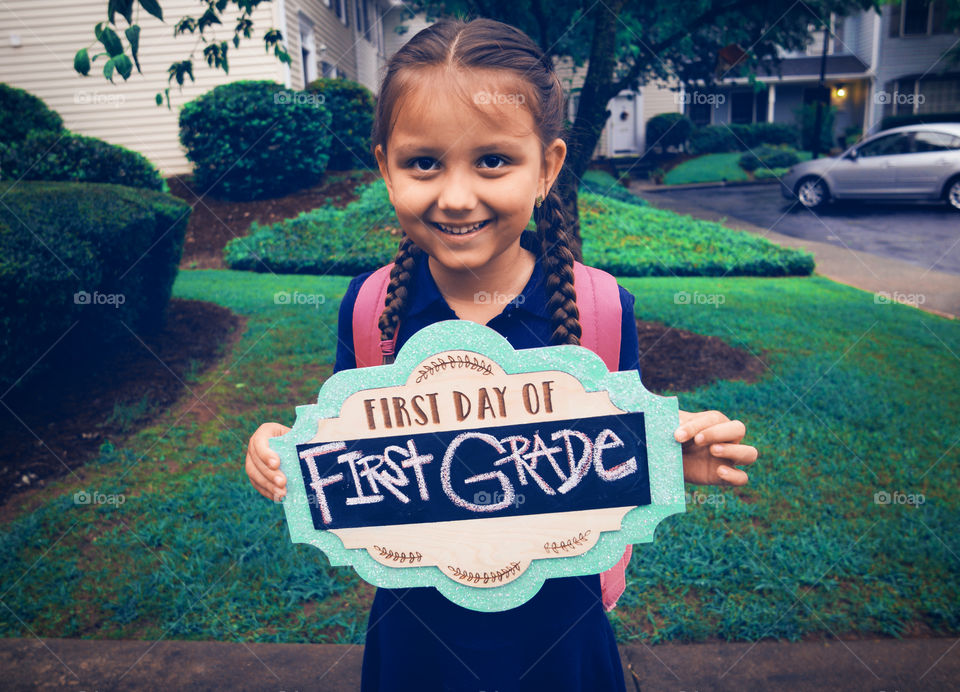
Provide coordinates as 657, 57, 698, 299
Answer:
375, 144, 396, 204
541, 137, 567, 196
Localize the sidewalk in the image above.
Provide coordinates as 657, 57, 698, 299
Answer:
0, 635, 957, 690
629, 181, 960, 319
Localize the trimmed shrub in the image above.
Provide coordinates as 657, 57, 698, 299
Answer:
750, 122, 800, 147
795, 103, 836, 152
646, 113, 694, 150
880, 111, 960, 130
0, 130, 164, 191
304, 77, 376, 170
689, 125, 739, 154
179, 80, 333, 201
0, 181, 190, 390
739, 145, 801, 172
0, 83, 64, 145
224, 179, 814, 278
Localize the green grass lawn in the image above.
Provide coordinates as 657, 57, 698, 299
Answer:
664, 151, 813, 186
1, 268, 957, 645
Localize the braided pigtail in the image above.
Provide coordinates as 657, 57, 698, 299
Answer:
535, 186, 582, 346
377, 234, 422, 364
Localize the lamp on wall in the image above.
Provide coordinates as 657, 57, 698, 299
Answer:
834, 83, 847, 99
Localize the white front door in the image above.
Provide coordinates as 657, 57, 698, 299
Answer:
609, 92, 640, 155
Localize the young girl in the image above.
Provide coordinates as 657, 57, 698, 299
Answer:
245, 17, 758, 691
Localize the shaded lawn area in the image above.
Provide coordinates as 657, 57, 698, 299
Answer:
0, 270, 957, 645
664, 151, 813, 186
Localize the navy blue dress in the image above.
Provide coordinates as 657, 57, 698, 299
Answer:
333, 231, 640, 692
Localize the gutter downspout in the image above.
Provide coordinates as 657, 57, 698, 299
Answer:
277, 0, 292, 88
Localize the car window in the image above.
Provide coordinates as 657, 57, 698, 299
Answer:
912, 131, 960, 152
857, 133, 912, 157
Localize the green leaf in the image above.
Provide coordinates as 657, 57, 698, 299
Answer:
138, 0, 163, 21
108, 0, 134, 25
94, 22, 105, 41
114, 53, 133, 80
103, 56, 116, 82
155, 92, 163, 106
74, 48, 90, 76
125, 25, 141, 73
99, 27, 124, 57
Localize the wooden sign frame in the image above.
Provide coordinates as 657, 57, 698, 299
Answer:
270, 320, 685, 612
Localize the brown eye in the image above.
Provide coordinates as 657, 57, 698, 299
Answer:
479, 155, 507, 169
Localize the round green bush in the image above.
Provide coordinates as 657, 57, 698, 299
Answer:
646, 113, 694, 150
689, 125, 739, 154
0, 130, 164, 191
0, 83, 64, 146
739, 145, 801, 172
179, 80, 333, 201
305, 77, 376, 170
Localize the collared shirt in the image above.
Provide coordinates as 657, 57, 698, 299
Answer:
335, 230, 642, 379
336, 230, 636, 692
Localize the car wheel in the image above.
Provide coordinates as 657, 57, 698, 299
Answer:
947, 178, 960, 211
796, 177, 829, 209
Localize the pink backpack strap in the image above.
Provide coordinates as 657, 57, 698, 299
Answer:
573, 262, 632, 611
573, 262, 621, 371
352, 263, 394, 368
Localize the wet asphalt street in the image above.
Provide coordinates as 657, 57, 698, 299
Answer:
646, 183, 960, 275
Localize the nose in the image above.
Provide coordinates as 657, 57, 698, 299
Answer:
436, 165, 478, 213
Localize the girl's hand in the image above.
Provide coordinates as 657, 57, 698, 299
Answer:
674, 409, 757, 486
245, 422, 291, 501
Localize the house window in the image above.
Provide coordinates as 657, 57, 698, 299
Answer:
890, 0, 952, 36
567, 90, 580, 123
687, 100, 712, 127
355, 0, 371, 41
333, 0, 348, 26
299, 15, 317, 84
321, 60, 338, 79
730, 90, 767, 124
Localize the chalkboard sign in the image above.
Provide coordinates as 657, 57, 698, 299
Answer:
270, 320, 685, 612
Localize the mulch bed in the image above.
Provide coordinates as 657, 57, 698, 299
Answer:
169, 170, 382, 270
0, 299, 244, 508
0, 173, 766, 509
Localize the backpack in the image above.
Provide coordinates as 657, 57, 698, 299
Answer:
351, 260, 633, 611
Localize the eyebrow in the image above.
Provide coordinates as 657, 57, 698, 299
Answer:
392, 141, 524, 158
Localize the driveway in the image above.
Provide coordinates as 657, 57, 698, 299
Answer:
643, 183, 959, 275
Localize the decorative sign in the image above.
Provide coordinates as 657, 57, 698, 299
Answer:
270, 320, 685, 612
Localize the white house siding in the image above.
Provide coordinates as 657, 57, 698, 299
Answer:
381, 6, 431, 76
285, 0, 358, 89
870, 4, 960, 130
0, 0, 286, 175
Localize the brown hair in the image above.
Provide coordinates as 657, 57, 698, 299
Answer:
371, 17, 582, 361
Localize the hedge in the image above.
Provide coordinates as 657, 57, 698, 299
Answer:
224, 179, 814, 278
690, 122, 800, 154
0, 130, 165, 192
0, 83, 64, 146
739, 145, 801, 172
0, 181, 191, 391
179, 80, 333, 201
304, 77, 376, 170
646, 113, 694, 149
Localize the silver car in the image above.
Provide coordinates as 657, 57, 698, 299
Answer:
781, 123, 960, 211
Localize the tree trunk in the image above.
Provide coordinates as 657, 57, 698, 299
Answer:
557, 0, 625, 262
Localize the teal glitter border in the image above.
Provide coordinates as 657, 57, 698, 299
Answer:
270, 320, 685, 612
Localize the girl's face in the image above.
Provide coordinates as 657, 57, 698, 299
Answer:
375, 69, 566, 276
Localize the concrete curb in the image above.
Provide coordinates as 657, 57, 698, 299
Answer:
1, 636, 957, 691
636, 178, 781, 193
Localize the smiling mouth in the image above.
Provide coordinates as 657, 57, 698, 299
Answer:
431, 219, 492, 235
